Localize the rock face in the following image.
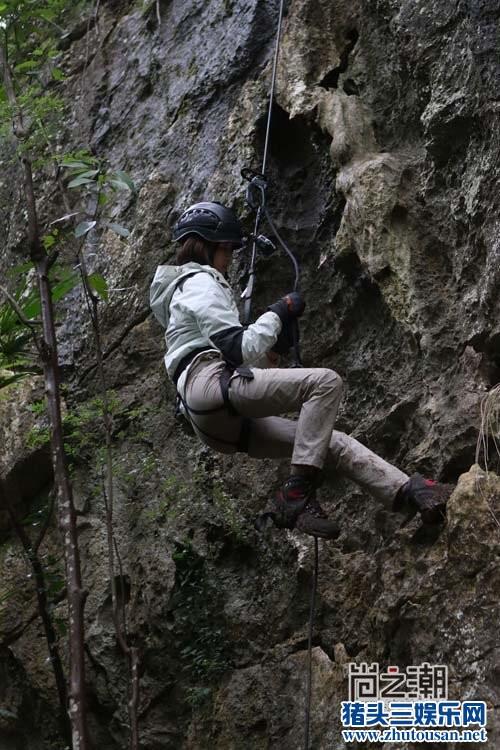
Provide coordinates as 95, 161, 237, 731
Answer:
0, 0, 499, 748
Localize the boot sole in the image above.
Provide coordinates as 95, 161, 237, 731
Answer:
296, 513, 340, 540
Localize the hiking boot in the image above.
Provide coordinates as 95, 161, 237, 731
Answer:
272, 475, 312, 529
273, 476, 339, 540
295, 496, 340, 540
395, 473, 454, 524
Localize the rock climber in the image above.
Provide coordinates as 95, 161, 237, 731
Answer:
150, 201, 452, 539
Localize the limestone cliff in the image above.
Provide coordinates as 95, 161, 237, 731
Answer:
0, 1, 499, 748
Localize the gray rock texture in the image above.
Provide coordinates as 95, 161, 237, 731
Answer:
0, 0, 499, 748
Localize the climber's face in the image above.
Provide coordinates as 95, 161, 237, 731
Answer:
212, 243, 235, 275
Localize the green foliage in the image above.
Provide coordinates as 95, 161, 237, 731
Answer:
27, 393, 151, 465
87, 272, 108, 301
22, 268, 80, 319
0, 0, 73, 31
0, 263, 85, 389
185, 686, 212, 709
15, 87, 65, 163
145, 475, 190, 524
0, 273, 39, 387
148, 467, 252, 545
0, 307, 33, 387
43, 228, 60, 250
211, 479, 251, 542
171, 543, 231, 694
0, 1, 80, 161
0, 3, 134, 320
60, 152, 135, 242
27, 395, 109, 457
26, 424, 50, 449
62, 395, 110, 461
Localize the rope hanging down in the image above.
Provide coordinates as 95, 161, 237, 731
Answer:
240, 10, 302, 363
304, 539, 319, 750
241, 0, 285, 326
240, 2, 319, 747
261, 0, 285, 178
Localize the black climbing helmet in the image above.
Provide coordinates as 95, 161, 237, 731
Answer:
172, 201, 244, 245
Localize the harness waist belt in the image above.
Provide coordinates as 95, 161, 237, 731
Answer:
172, 347, 214, 386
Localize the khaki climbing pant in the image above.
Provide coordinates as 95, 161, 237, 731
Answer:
178, 354, 408, 508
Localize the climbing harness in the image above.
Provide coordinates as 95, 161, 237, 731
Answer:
176, 361, 254, 454
240, 1, 319, 747
169, 271, 253, 452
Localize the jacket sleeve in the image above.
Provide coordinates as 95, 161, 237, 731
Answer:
179, 273, 281, 366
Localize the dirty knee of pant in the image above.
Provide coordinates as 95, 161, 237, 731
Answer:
324, 369, 343, 393
311, 367, 343, 393
326, 430, 410, 506
300, 368, 341, 395
327, 431, 350, 469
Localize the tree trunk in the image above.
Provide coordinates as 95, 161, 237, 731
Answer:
0, 42, 90, 750
37, 259, 90, 750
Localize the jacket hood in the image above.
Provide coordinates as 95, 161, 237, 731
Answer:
150, 262, 215, 328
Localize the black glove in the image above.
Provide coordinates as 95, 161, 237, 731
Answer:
271, 316, 303, 356
271, 319, 294, 355
268, 291, 305, 323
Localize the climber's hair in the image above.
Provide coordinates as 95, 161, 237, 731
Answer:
176, 236, 216, 266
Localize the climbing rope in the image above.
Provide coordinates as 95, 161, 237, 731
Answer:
241, 2, 319, 746
304, 538, 319, 750
261, 0, 285, 178
241, 0, 285, 326
262, 206, 300, 290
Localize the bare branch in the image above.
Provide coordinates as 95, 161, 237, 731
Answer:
75, 197, 142, 745
0, 477, 71, 745
33, 487, 56, 554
